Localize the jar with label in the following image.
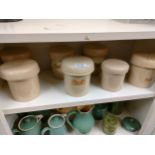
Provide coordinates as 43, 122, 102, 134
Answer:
0, 59, 40, 101
0, 46, 32, 62
49, 45, 76, 79
101, 59, 129, 91
83, 43, 108, 76
62, 56, 94, 97
128, 51, 155, 88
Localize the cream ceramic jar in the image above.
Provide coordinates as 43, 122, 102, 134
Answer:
49, 45, 76, 79
0, 59, 40, 102
101, 59, 129, 91
62, 56, 94, 97
128, 51, 155, 88
83, 43, 108, 75
0, 46, 32, 62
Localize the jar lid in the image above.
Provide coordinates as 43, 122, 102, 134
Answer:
0, 46, 31, 62
131, 51, 155, 69
83, 43, 108, 57
0, 59, 40, 81
62, 56, 94, 76
101, 59, 129, 74
49, 45, 76, 60
121, 117, 141, 132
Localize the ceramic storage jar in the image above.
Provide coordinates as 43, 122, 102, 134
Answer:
101, 59, 129, 91
83, 43, 108, 75
128, 51, 155, 88
0, 59, 40, 102
49, 45, 76, 79
62, 56, 94, 97
0, 46, 31, 62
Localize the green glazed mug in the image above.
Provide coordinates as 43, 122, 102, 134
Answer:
41, 114, 67, 135
12, 115, 43, 135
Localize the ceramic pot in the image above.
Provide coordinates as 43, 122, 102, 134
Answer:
56, 107, 77, 114
66, 105, 94, 134
62, 56, 94, 97
0, 46, 31, 62
101, 59, 129, 91
12, 115, 43, 135
0, 59, 40, 101
128, 51, 155, 88
49, 45, 76, 79
41, 114, 67, 135
83, 43, 108, 76
92, 104, 108, 120
109, 102, 124, 115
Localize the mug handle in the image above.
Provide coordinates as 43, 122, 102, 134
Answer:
12, 129, 20, 135
66, 110, 78, 129
36, 114, 43, 123
41, 127, 50, 135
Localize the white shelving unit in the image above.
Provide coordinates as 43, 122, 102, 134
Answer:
0, 19, 155, 135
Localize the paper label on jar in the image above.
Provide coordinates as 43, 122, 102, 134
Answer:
72, 76, 85, 86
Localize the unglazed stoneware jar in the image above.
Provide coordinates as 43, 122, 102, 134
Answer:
0, 46, 31, 62
128, 51, 155, 88
83, 43, 108, 75
0, 59, 40, 102
49, 45, 76, 79
62, 56, 94, 97
101, 59, 129, 91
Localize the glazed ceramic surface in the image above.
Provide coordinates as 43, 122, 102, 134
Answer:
109, 102, 124, 115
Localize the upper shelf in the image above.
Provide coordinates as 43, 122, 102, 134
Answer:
0, 19, 155, 43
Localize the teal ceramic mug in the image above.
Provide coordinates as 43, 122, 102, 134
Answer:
41, 114, 67, 135
12, 114, 43, 135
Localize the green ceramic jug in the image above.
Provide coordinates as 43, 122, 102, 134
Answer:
12, 115, 43, 135
41, 114, 67, 135
67, 105, 95, 134
109, 102, 124, 115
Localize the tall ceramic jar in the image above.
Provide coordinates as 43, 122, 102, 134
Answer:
83, 43, 108, 76
128, 51, 155, 88
0, 59, 40, 102
101, 59, 129, 91
62, 56, 94, 97
49, 45, 76, 79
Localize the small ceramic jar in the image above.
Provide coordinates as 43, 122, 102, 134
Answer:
49, 45, 76, 79
128, 51, 155, 88
62, 56, 94, 97
101, 59, 129, 91
0, 46, 31, 62
0, 59, 40, 101
83, 43, 108, 75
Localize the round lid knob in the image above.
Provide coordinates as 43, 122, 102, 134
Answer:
62, 56, 94, 76
0, 46, 31, 62
131, 51, 155, 69
49, 45, 76, 60
101, 59, 129, 74
0, 59, 40, 81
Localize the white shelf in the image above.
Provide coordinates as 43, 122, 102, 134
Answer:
0, 71, 154, 115
0, 19, 155, 43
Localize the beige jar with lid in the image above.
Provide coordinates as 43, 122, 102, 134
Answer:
101, 59, 129, 91
0, 59, 40, 102
83, 43, 108, 75
0, 46, 32, 62
128, 51, 155, 88
62, 56, 94, 97
49, 45, 76, 79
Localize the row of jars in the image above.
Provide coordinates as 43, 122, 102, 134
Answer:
0, 44, 155, 102
12, 102, 141, 135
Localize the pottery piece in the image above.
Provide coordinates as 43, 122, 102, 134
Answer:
101, 59, 129, 91
0, 46, 31, 62
62, 56, 94, 97
0, 59, 40, 101
56, 107, 76, 114
92, 104, 108, 120
83, 43, 108, 75
102, 113, 119, 135
128, 51, 155, 88
49, 45, 76, 79
66, 105, 94, 134
109, 102, 124, 115
12, 115, 43, 135
41, 114, 67, 135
